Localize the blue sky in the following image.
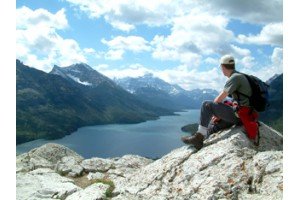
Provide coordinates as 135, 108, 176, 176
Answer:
16, 0, 283, 91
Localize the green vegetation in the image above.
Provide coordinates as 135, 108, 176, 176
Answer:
69, 175, 115, 198
94, 178, 115, 198
16, 60, 173, 144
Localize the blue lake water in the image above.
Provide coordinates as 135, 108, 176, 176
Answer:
16, 109, 199, 159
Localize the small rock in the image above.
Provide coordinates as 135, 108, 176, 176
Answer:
81, 158, 113, 173
65, 183, 109, 200
87, 172, 105, 181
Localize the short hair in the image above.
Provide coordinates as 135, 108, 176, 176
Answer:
222, 63, 235, 70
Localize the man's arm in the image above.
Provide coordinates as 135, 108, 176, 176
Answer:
214, 90, 228, 103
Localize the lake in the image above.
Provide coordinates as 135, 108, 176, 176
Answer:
16, 109, 199, 159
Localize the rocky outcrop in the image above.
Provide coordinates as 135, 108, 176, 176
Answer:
16, 143, 153, 200
16, 168, 81, 199
16, 143, 84, 177
16, 123, 283, 200
113, 123, 282, 200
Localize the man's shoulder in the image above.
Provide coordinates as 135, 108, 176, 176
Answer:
228, 71, 241, 81
232, 71, 244, 77
231, 71, 247, 80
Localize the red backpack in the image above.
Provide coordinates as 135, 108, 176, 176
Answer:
237, 106, 259, 146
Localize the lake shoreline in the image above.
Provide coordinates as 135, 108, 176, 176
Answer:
17, 109, 199, 159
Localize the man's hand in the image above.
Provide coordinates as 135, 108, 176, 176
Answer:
212, 115, 220, 123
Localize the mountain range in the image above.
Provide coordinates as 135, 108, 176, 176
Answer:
115, 73, 218, 110
16, 60, 173, 144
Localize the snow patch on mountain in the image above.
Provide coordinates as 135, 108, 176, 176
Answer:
67, 75, 92, 86
50, 63, 116, 88
116, 74, 185, 96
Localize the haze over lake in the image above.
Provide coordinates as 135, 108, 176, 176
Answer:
17, 110, 199, 159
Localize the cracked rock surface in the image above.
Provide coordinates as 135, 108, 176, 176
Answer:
16, 123, 282, 200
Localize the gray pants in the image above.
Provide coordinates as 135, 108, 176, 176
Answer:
200, 101, 240, 136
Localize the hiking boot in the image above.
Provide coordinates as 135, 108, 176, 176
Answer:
181, 132, 204, 150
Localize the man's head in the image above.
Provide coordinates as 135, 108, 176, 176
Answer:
220, 55, 235, 69
220, 55, 235, 77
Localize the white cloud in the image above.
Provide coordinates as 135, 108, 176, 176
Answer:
100, 63, 151, 79
240, 56, 255, 69
104, 49, 124, 60
94, 64, 109, 70
63, 0, 112, 18
151, 10, 234, 67
16, 6, 68, 30
101, 36, 151, 60
239, 47, 283, 81
54, 38, 86, 66
83, 48, 96, 54
237, 23, 283, 46
200, 0, 282, 24
16, 6, 86, 71
102, 36, 151, 52
271, 47, 283, 67
108, 20, 135, 32
17, 18, 59, 56
65, 0, 181, 31
155, 66, 227, 91
230, 45, 251, 57
83, 48, 105, 59
64, 0, 282, 32
204, 57, 219, 65
22, 54, 51, 71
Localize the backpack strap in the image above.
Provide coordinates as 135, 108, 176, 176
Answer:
235, 72, 251, 99
234, 72, 254, 108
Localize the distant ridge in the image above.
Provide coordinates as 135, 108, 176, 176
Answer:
16, 60, 173, 144
50, 63, 114, 87
260, 73, 283, 132
116, 74, 218, 110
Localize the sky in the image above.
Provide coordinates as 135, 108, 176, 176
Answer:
16, 0, 283, 91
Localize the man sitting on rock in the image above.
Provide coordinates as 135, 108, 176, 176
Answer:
181, 55, 252, 150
